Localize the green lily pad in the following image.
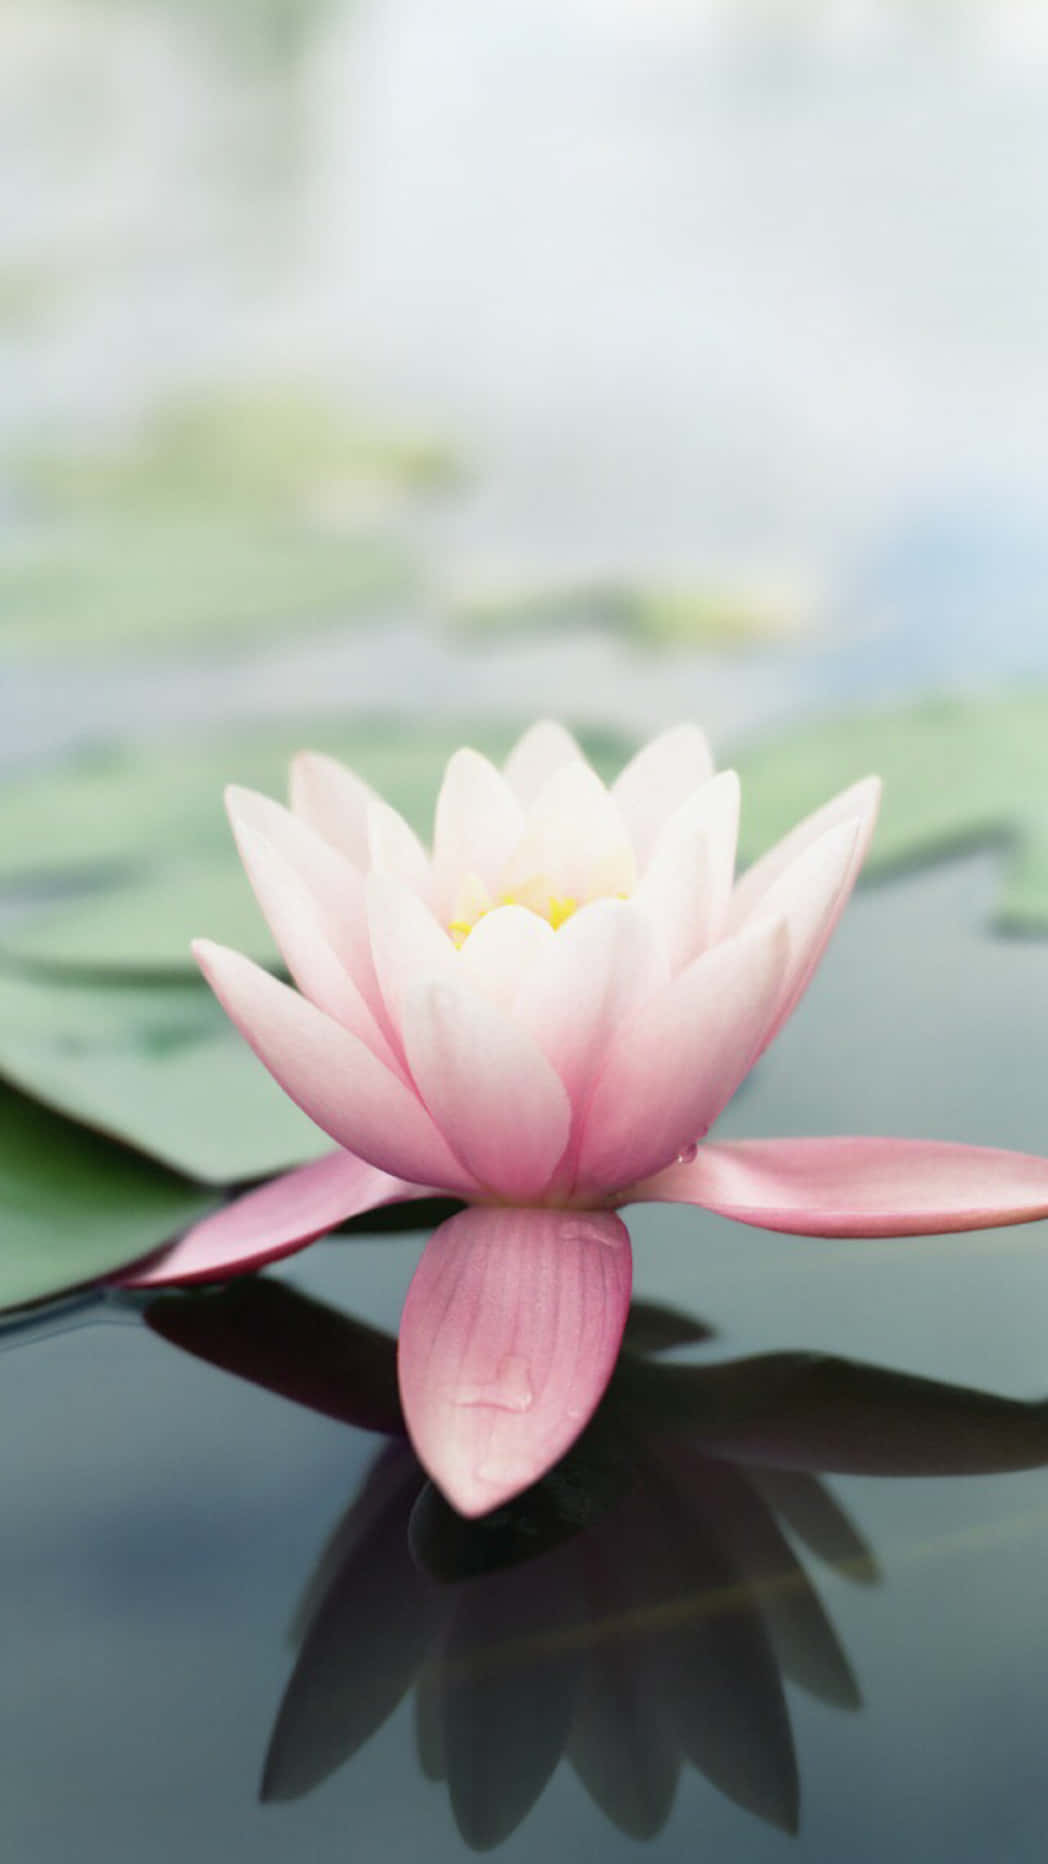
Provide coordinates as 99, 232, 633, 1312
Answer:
449, 575, 812, 650
0, 971, 325, 1183
734, 690, 1048, 931
0, 1084, 214, 1312
0, 514, 414, 661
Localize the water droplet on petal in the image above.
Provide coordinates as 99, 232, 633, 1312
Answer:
676, 1141, 699, 1166
456, 1354, 534, 1413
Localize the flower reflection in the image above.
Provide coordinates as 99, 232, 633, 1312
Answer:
147, 1280, 1048, 1849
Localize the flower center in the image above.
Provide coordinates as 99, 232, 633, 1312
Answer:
449, 873, 582, 947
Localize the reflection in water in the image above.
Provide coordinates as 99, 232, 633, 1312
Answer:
147, 1280, 1048, 1848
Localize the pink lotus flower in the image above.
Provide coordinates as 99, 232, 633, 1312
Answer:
123, 720, 1048, 1515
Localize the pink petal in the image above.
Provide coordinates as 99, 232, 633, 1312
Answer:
400, 977, 572, 1201
502, 720, 587, 805
228, 814, 401, 1072
576, 919, 789, 1197
193, 940, 474, 1193
120, 1149, 428, 1287
457, 904, 555, 1014
367, 797, 433, 899
632, 770, 741, 971
501, 762, 635, 905
432, 748, 525, 921
611, 723, 715, 868
633, 1135, 1048, 1236
366, 872, 457, 1035
729, 775, 881, 932
225, 785, 386, 1024
514, 899, 662, 1110
398, 1206, 633, 1516
746, 817, 864, 1056
289, 751, 377, 869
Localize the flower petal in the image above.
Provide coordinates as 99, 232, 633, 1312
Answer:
193, 940, 474, 1192
432, 749, 525, 921
612, 723, 715, 868
501, 762, 635, 906
398, 1206, 633, 1516
457, 904, 555, 1014
576, 920, 789, 1196
400, 977, 572, 1200
729, 776, 881, 931
745, 816, 864, 1056
633, 1135, 1048, 1236
502, 720, 587, 805
120, 1149, 428, 1287
632, 770, 741, 971
514, 899, 662, 1111
228, 812, 400, 1070
366, 872, 457, 1035
226, 784, 386, 1023
289, 751, 377, 869
367, 797, 433, 899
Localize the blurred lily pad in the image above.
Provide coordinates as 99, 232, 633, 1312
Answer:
0, 1084, 214, 1312
4, 384, 461, 661
734, 690, 1048, 931
449, 575, 813, 650
0, 514, 413, 660
0, 971, 325, 1182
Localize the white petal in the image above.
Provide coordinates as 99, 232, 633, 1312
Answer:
632, 771, 740, 971
502, 720, 588, 805
432, 748, 525, 921
612, 724, 715, 868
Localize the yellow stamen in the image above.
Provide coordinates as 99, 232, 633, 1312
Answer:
547, 894, 579, 931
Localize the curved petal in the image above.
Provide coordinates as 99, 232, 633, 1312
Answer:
225, 785, 386, 1023
514, 899, 662, 1111
432, 749, 524, 921
501, 762, 635, 906
746, 816, 864, 1055
729, 776, 881, 932
577, 920, 789, 1197
502, 720, 587, 805
193, 941, 474, 1193
289, 750, 377, 869
398, 1206, 633, 1516
457, 904, 555, 1014
612, 723, 715, 869
228, 815, 401, 1071
367, 797, 432, 900
120, 1149, 428, 1287
366, 872, 457, 1036
632, 1135, 1048, 1237
400, 978, 572, 1201
632, 771, 741, 971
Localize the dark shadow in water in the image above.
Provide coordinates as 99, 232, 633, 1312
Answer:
144, 1281, 1048, 1849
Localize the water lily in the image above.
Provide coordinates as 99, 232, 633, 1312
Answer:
123, 720, 1048, 1515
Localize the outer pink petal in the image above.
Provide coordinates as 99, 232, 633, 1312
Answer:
289, 751, 377, 869
457, 904, 555, 1014
193, 940, 475, 1194
631, 770, 741, 971
228, 816, 401, 1072
502, 720, 587, 806
398, 1206, 633, 1515
747, 817, 864, 1056
729, 775, 881, 932
576, 919, 789, 1197
432, 748, 524, 921
611, 723, 715, 869
119, 1149, 429, 1287
400, 977, 572, 1201
632, 1136, 1048, 1237
225, 785, 386, 1024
